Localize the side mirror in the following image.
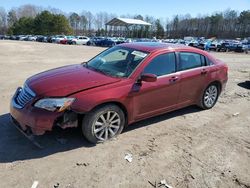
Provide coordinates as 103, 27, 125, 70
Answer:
141, 73, 157, 82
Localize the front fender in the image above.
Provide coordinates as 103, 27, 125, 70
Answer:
69, 81, 135, 123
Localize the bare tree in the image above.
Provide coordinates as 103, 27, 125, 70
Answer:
7, 9, 17, 27
80, 15, 88, 35
16, 4, 40, 18
86, 11, 93, 35
0, 7, 7, 34
2, 4, 250, 39
69, 12, 80, 35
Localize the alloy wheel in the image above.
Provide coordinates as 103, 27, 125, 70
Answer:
204, 85, 218, 108
93, 111, 121, 141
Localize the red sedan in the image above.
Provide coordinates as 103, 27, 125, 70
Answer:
10, 42, 228, 144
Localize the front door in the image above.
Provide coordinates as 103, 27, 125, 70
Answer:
132, 52, 181, 120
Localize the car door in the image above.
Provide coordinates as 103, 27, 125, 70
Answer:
132, 52, 181, 120
82, 37, 88, 45
177, 52, 208, 105
78, 37, 84, 45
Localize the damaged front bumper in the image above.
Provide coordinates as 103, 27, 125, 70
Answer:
10, 88, 79, 147
10, 116, 43, 148
10, 99, 62, 135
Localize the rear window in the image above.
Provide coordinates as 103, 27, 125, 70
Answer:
179, 52, 205, 71
206, 57, 214, 65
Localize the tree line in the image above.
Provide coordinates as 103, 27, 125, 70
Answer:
0, 4, 249, 39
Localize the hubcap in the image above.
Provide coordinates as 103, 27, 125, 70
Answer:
93, 111, 121, 141
204, 85, 218, 108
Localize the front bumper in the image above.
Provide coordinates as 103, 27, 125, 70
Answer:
10, 88, 62, 136
11, 116, 43, 148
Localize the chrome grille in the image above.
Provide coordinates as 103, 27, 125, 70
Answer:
15, 84, 36, 108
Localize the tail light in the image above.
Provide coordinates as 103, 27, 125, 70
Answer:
223, 64, 228, 73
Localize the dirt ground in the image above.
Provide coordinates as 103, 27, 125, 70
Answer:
0, 40, 249, 188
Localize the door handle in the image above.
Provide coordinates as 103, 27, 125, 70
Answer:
201, 69, 207, 75
169, 76, 179, 83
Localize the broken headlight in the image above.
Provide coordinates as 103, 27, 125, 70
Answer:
34, 98, 75, 112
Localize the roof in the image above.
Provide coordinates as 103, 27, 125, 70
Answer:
106, 17, 152, 27
119, 42, 196, 52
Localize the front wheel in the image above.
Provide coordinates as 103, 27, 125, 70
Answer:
200, 84, 219, 109
82, 104, 125, 144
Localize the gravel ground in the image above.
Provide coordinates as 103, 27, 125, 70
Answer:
0, 40, 250, 188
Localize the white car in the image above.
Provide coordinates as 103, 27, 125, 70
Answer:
71, 36, 90, 45
27, 36, 37, 41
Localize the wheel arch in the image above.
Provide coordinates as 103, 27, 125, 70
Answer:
198, 80, 222, 109
80, 101, 129, 126
208, 80, 222, 94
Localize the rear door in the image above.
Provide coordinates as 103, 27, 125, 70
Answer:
177, 52, 209, 105
82, 37, 89, 45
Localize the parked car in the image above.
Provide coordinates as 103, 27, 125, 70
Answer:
46, 36, 55, 43
234, 44, 245, 52
28, 35, 37, 41
196, 42, 205, 50
36, 36, 46, 42
88, 37, 105, 46
10, 42, 228, 145
68, 36, 90, 45
5, 35, 12, 40
59, 39, 67, 44
187, 41, 199, 48
53, 35, 66, 43
209, 42, 219, 51
116, 37, 126, 44
23, 35, 37, 41
95, 37, 116, 47
216, 42, 245, 52
15, 35, 26, 41
218, 41, 239, 52
242, 42, 250, 54
62, 36, 75, 44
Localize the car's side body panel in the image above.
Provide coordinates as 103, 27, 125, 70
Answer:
10, 43, 228, 137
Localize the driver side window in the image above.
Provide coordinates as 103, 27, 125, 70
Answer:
143, 53, 176, 76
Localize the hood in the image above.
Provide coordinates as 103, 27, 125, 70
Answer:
26, 64, 121, 97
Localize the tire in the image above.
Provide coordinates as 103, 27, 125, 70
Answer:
200, 84, 219, 110
86, 41, 90, 46
72, 41, 76, 45
82, 104, 125, 144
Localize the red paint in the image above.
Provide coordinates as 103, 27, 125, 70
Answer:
10, 43, 228, 135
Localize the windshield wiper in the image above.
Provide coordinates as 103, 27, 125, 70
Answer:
88, 66, 120, 77
96, 69, 114, 77
87, 66, 107, 75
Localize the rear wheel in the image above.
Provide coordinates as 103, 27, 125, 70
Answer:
82, 104, 125, 144
200, 84, 219, 109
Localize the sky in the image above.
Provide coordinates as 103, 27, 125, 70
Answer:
0, 0, 249, 18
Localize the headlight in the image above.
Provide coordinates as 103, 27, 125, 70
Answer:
34, 98, 75, 112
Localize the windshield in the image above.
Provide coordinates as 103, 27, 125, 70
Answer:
85, 46, 148, 78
